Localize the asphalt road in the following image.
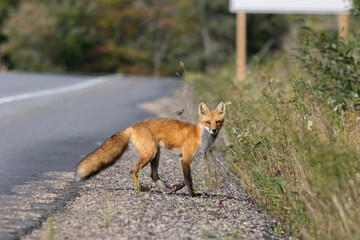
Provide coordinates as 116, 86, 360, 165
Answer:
0, 72, 179, 195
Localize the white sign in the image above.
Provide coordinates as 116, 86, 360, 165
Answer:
230, 0, 352, 14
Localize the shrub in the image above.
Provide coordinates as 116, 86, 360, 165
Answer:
1, 2, 60, 71
297, 27, 360, 112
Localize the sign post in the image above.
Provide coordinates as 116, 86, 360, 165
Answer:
338, 13, 349, 39
230, 0, 352, 82
236, 12, 246, 80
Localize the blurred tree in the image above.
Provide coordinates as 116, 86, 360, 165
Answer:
196, 0, 236, 72
0, 0, 289, 75
164, 0, 236, 74
48, 0, 98, 72
0, 0, 20, 68
0, 0, 19, 43
140, 0, 177, 76
1, 2, 60, 71
247, 14, 289, 57
2, 0, 98, 72
90, 0, 150, 73
352, 0, 360, 15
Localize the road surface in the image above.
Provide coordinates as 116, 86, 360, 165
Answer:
0, 72, 179, 195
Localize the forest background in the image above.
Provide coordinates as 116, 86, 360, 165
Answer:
0, 0, 288, 76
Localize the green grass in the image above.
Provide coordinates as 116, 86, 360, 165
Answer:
103, 192, 114, 229
42, 213, 61, 240
134, 164, 142, 195
185, 54, 360, 239
201, 229, 216, 238
224, 226, 240, 240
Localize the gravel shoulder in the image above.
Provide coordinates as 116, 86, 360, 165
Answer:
2, 86, 289, 240
24, 144, 287, 240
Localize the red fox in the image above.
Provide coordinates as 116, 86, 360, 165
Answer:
76, 101, 225, 196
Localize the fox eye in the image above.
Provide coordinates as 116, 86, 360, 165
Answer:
216, 120, 223, 124
205, 121, 211, 125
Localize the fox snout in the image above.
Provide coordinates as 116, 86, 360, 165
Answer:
201, 126, 220, 136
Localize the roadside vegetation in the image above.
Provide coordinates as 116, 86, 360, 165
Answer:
185, 11, 360, 240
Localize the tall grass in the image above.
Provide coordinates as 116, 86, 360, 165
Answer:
186, 54, 360, 239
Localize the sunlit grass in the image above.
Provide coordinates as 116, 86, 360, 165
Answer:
186, 54, 360, 239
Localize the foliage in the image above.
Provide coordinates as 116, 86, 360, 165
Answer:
297, 27, 360, 111
48, 0, 99, 72
94, 0, 157, 73
0, 0, 20, 67
185, 11, 360, 239
187, 50, 360, 239
0, 0, 288, 75
351, 0, 360, 15
0, 0, 19, 42
1, 2, 60, 71
247, 14, 289, 56
1, 0, 97, 72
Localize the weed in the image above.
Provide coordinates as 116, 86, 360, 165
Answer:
134, 164, 142, 195
103, 192, 114, 229
198, 202, 205, 207
42, 213, 60, 240
201, 229, 216, 238
273, 224, 285, 234
192, 153, 225, 195
225, 226, 240, 240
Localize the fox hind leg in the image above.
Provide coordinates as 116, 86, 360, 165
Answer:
130, 135, 170, 192
130, 144, 156, 190
130, 131, 157, 189
150, 146, 172, 192
130, 156, 151, 191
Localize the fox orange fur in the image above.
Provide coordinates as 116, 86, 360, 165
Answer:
76, 101, 225, 196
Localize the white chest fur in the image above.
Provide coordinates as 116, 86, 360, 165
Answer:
192, 125, 216, 160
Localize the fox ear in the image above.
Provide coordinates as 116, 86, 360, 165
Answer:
198, 101, 210, 115
215, 101, 226, 114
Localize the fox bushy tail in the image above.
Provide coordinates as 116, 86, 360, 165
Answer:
76, 128, 131, 180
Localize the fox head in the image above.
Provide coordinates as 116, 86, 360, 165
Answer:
198, 101, 225, 136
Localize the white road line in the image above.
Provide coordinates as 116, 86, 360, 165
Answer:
0, 76, 108, 105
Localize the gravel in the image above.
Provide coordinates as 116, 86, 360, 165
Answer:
22, 143, 288, 240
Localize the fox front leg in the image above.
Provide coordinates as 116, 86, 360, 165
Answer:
180, 159, 201, 197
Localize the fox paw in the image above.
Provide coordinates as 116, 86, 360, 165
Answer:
191, 192, 202, 197
168, 183, 185, 194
